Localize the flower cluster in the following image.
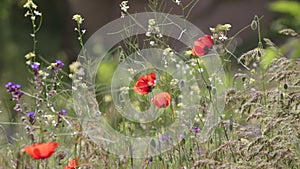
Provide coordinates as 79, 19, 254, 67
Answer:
23, 0, 37, 9
146, 19, 163, 46
5, 82, 23, 101
210, 23, 231, 42
5, 82, 24, 111
133, 72, 172, 108
5, 58, 69, 164
72, 14, 84, 25
47, 60, 65, 95
120, 1, 129, 18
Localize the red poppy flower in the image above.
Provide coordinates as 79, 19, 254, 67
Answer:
151, 92, 171, 108
134, 72, 156, 94
192, 35, 214, 56
24, 142, 58, 159
64, 158, 79, 169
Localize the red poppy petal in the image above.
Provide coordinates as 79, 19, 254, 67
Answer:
151, 92, 171, 108
134, 72, 156, 94
64, 158, 79, 169
192, 35, 213, 57
148, 72, 156, 81
24, 142, 58, 159
134, 81, 150, 94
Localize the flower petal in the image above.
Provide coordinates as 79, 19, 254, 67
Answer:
151, 92, 171, 108
24, 142, 58, 159
192, 35, 213, 57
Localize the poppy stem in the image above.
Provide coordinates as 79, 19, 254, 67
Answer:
16, 150, 20, 169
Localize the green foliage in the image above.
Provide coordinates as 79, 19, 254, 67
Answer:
97, 61, 118, 83
269, 1, 300, 31
260, 47, 280, 70
269, 1, 300, 17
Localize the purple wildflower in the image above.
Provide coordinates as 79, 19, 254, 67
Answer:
13, 84, 21, 89
27, 112, 35, 118
55, 60, 64, 68
61, 109, 67, 115
160, 135, 171, 142
30, 63, 40, 75
5, 82, 23, 100
5, 82, 21, 91
193, 126, 199, 134
5, 82, 13, 89
30, 63, 39, 71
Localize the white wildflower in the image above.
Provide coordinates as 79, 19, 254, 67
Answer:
69, 61, 81, 73
120, 1, 129, 13
25, 52, 36, 59
31, 16, 36, 21
157, 33, 163, 38
146, 31, 151, 37
218, 34, 228, 41
72, 14, 84, 24
177, 103, 183, 107
127, 68, 136, 74
23, 0, 37, 9
104, 95, 112, 102
163, 48, 172, 56
33, 10, 42, 16
148, 19, 156, 26
120, 1, 129, 17
150, 41, 155, 46
24, 11, 30, 17
39, 70, 49, 79
170, 57, 176, 62
175, 0, 181, 5
170, 78, 179, 86
146, 19, 162, 38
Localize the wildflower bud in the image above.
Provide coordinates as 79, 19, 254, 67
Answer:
251, 20, 257, 30
283, 83, 288, 90
21, 116, 26, 122
206, 84, 212, 91
212, 87, 217, 95
27, 112, 35, 124
56, 152, 67, 160
25, 125, 31, 131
